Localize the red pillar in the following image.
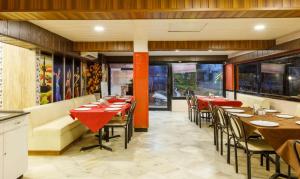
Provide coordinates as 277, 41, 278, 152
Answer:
133, 52, 149, 131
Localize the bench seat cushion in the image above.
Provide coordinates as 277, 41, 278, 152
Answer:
33, 116, 80, 135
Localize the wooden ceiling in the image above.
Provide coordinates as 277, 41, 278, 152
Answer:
149, 40, 276, 51
73, 41, 134, 52
1, 0, 300, 20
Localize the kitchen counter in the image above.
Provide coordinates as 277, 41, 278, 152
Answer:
0, 111, 29, 122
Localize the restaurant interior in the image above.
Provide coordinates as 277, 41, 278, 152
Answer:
1, 1, 300, 179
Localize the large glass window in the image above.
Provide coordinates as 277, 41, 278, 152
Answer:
238, 63, 258, 93
149, 65, 168, 108
197, 64, 223, 96
110, 64, 133, 96
172, 63, 196, 97
261, 62, 285, 95
237, 54, 300, 99
172, 63, 223, 97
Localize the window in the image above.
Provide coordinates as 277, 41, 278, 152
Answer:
110, 64, 133, 96
172, 63, 196, 97
172, 63, 223, 97
261, 62, 285, 95
238, 63, 258, 93
237, 54, 300, 100
196, 64, 223, 96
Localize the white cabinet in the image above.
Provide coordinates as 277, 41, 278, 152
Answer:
0, 114, 28, 179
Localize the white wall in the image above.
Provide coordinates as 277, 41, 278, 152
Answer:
172, 100, 188, 112
226, 91, 300, 116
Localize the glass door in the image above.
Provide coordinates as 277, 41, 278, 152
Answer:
149, 65, 170, 110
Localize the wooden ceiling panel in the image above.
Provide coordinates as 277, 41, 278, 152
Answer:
1, 0, 300, 19
148, 40, 276, 51
73, 41, 134, 52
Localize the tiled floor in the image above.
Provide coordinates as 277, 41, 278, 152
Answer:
24, 111, 290, 179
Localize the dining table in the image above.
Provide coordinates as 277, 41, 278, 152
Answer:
106, 96, 134, 103
70, 102, 131, 151
228, 107, 300, 178
197, 96, 243, 110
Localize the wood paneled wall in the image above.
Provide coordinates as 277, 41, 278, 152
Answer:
1, 0, 300, 19
0, 20, 74, 54
2, 42, 36, 110
149, 40, 276, 51
228, 38, 300, 63
73, 42, 133, 52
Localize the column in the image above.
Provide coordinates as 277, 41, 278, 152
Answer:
133, 38, 149, 132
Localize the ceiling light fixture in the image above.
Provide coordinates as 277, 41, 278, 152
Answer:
208, 50, 213, 52
175, 49, 180, 52
94, 26, 105, 32
254, 24, 266, 31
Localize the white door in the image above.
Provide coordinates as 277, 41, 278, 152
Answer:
3, 126, 27, 179
0, 134, 4, 179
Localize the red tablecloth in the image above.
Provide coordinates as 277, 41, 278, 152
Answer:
70, 103, 130, 132
197, 96, 243, 110
106, 96, 134, 103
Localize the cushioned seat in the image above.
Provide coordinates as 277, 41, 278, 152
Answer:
33, 116, 81, 135
24, 94, 96, 154
239, 139, 274, 152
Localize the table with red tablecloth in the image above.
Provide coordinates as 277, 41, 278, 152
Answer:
70, 102, 131, 151
106, 96, 134, 103
70, 103, 130, 132
197, 96, 243, 110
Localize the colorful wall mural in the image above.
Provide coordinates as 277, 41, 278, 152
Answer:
37, 52, 102, 105
39, 54, 53, 105
65, 57, 73, 100
87, 62, 101, 94
53, 55, 64, 102
74, 60, 81, 98
81, 62, 88, 96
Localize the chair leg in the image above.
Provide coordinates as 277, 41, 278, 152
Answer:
213, 124, 216, 146
220, 130, 223, 155
266, 154, 270, 171
227, 136, 231, 164
260, 154, 264, 166
247, 154, 252, 179
199, 112, 202, 128
234, 142, 238, 173
216, 128, 219, 151
111, 127, 114, 136
125, 127, 128, 149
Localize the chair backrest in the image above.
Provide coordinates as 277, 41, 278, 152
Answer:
216, 106, 228, 127
294, 140, 300, 164
228, 114, 245, 142
186, 95, 191, 108
191, 95, 198, 109
126, 101, 136, 125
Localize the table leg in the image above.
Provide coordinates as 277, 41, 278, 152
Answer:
80, 128, 112, 152
269, 155, 296, 179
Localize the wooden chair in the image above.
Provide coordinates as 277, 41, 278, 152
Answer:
228, 114, 276, 179
104, 101, 136, 149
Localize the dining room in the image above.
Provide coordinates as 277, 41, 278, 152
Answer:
1, 1, 300, 179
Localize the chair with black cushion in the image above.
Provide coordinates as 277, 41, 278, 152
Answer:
104, 101, 136, 149
228, 114, 276, 179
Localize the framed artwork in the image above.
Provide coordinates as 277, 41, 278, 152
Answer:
39, 53, 53, 105
53, 55, 64, 102
65, 57, 73, 100
74, 59, 81, 98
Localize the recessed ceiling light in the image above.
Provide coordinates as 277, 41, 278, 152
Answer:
175, 49, 180, 52
208, 50, 213, 52
254, 24, 266, 31
94, 26, 105, 32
